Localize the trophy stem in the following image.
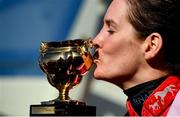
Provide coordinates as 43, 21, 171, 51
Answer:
58, 85, 70, 101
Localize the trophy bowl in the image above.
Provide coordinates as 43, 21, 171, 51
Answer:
38, 39, 93, 105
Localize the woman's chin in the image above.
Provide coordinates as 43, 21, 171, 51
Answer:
93, 70, 103, 80
93, 70, 108, 81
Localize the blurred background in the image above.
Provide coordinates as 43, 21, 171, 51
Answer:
0, 0, 127, 116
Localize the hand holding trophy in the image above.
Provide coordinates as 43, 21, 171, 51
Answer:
30, 39, 96, 116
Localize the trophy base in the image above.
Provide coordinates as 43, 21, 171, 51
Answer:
30, 101, 96, 116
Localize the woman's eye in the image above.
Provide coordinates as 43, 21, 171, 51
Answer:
107, 30, 114, 34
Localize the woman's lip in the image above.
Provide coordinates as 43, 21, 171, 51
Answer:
93, 50, 99, 60
93, 59, 100, 63
93, 49, 100, 63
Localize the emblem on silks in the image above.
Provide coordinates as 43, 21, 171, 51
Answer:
30, 39, 96, 116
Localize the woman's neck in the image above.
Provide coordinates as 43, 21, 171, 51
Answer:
121, 66, 171, 90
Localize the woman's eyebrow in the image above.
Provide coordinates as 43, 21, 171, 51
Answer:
104, 19, 118, 28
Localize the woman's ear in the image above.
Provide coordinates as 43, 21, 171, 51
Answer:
143, 33, 163, 60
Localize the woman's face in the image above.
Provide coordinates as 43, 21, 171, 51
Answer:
93, 0, 144, 83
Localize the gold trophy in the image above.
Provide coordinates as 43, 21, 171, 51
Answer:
30, 39, 96, 116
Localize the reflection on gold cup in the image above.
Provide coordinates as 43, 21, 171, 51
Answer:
38, 39, 93, 103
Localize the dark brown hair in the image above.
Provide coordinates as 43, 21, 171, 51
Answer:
126, 0, 180, 68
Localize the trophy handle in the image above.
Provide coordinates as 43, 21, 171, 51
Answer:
79, 39, 94, 70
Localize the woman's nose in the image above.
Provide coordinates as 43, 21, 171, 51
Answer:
92, 33, 103, 48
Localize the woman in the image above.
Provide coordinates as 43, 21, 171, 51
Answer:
93, 0, 180, 116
